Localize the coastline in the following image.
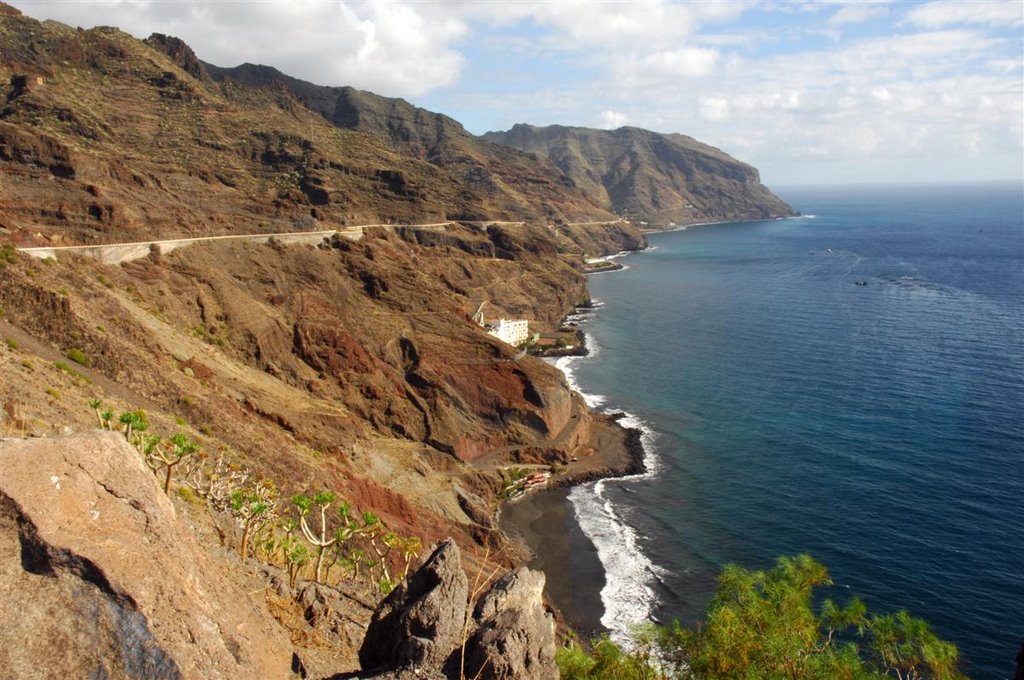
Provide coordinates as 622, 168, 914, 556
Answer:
500, 288, 651, 638
498, 415, 646, 635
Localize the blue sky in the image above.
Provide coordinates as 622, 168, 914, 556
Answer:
12, 1, 1024, 186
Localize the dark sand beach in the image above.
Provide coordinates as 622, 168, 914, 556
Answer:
499, 416, 645, 636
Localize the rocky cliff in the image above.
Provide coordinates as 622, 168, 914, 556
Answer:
0, 433, 294, 678
202, 64, 616, 226
0, 4, 793, 676
0, 433, 560, 679
484, 124, 795, 226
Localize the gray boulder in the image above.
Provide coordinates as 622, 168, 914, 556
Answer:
359, 538, 468, 672
355, 541, 557, 680
464, 567, 558, 680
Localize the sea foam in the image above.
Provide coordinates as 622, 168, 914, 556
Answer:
551, 302, 664, 645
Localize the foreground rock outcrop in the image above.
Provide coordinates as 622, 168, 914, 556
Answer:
357, 540, 557, 680
0, 432, 293, 679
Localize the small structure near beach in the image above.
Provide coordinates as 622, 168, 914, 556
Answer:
486, 317, 530, 346
473, 301, 530, 346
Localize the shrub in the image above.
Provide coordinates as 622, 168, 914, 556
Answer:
66, 348, 90, 367
558, 555, 966, 680
0, 243, 17, 266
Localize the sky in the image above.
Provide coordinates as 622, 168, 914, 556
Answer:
11, 0, 1024, 186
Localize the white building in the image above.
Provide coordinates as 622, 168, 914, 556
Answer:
486, 318, 530, 346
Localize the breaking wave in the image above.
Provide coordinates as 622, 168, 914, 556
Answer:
551, 307, 664, 645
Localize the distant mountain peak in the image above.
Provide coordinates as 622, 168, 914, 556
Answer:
484, 124, 793, 226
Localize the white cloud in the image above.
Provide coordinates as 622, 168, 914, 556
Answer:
610, 46, 721, 86
828, 3, 890, 27
12, 0, 468, 97
907, 0, 1024, 29
598, 111, 629, 129
699, 97, 731, 121
466, 0, 748, 49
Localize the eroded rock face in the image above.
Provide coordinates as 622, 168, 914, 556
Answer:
357, 540, 556, 680
0, 432, 292, 679
359, 538, 469, 672
465, 568, 558, 680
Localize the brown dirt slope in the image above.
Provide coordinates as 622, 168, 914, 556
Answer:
0, 8, 626, 248
0, 7, 652, 674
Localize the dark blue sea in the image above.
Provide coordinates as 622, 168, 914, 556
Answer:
558, 181, 1023, 679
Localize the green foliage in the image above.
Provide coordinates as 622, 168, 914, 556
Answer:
45, 387, 60, 399
868, 610, 962, 680
53, 360, 91, 385
0, 243, 17, 266
557, 555, 966, 680
557, 635, 664, 680
149, 432, 198, 494
4, 337, 18, 350
66, 348, 90, 367
229, 479, 278, 560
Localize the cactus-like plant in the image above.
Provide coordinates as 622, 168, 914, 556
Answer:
88, 399, 103, 429
229, 479, 278, 560
285, 542, 309, 589
399, 535, 423, 581
148, 432, 198, 495
118, 409, 149, 447
294, 491, 339, 584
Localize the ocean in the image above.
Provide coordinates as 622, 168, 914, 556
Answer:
557, 181, 1023, 679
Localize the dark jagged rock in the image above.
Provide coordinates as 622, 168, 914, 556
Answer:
464, 567, 558, 680
359, 539, 469, 672
356, 539, 556, 680
484, 123, 795, 226
144, 33, 210, 82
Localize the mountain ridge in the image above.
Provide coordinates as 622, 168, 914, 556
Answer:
199, 60, 793, 229
200, 60, 617, 225
484, 122, 795, 226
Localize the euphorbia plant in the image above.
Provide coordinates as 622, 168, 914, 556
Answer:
293, 491, 339, 584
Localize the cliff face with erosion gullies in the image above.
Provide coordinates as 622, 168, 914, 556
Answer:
484, 123, 795, 226
0, 10, 632, 246
0, 3, 785, 676
201, 62, 617, 227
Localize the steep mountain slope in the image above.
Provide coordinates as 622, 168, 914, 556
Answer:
203, 62, 618, 225
0, 4, 636, 564
484, 124, 795, 226
0, 12, 626, 249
